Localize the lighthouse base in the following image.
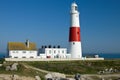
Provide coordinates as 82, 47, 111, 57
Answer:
69, 42, 82, 58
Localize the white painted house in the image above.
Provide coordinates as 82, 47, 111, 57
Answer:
39, 46, 71, 58
8, 40, 37, 58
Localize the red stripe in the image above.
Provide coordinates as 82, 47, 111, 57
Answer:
69, 27, 81, 41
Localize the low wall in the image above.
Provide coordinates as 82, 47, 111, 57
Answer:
5, 58, 104, 61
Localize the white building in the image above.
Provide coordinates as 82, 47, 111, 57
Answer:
7, 40, 37, 58
39, 46, 71, 58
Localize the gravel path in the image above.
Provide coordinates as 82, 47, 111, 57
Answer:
22, 63, 50, 74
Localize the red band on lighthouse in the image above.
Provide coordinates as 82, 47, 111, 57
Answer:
69, 27, 81, 41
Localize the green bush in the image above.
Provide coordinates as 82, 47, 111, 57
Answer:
0, 58, 5, 64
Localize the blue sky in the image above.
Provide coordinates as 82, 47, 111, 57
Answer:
0, 0, 120, 54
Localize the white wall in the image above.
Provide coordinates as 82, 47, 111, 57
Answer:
5, 57, 104, 61
9, 50, 37, 58
39, 48, 67, 59
45, 48, 67, 58
70, 42, 82, 58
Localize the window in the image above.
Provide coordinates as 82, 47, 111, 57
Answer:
30, 51, 33, 53
22, 56, 26, 58
30, 56, 34, 58
14, 57, 18, 58
62, 50, 64, 53
54, 50, 56, 54
75, 6, 78, 11
49, 50, 51, 54
73, 42, 75, 45
58, 50, 60, 53
14, 51, 18, 53
23, 51, 26, 53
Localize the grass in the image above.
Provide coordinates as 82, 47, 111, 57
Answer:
26, 60, 120, 74
0, 59, 120, 80
90, 76, 100, 80
90, 76, 120, 80
0, 58, 5, 64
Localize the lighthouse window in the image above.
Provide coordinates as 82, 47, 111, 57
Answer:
75, 6, 78, 10
73, 42, 75, 45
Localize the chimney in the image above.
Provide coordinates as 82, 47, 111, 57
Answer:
58, 45, 60, 48
53, 46, 56, 48
26, 39, 30, 48
48, 45, 51, 48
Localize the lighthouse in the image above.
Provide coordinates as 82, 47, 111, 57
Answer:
69, 2, 82, 58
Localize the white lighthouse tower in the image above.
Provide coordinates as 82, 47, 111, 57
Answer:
69, 2, 82, 58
